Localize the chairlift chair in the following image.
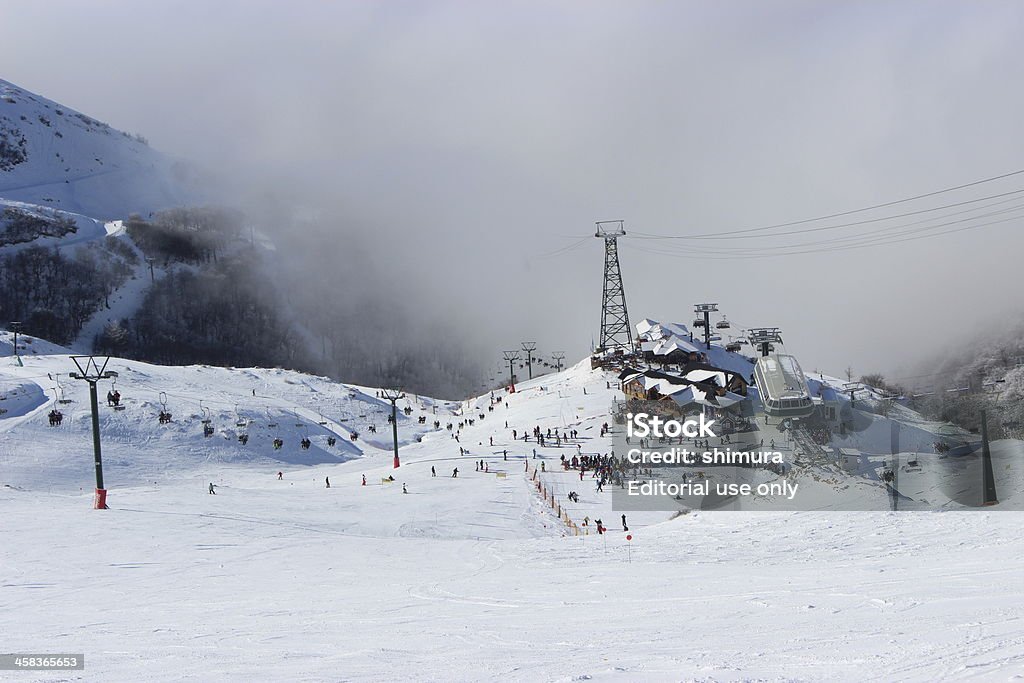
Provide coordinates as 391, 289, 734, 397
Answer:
201, 403, 216, 436
693, 318, 706, 328
716, 318, 731, 329
109, 378, 126, 411
200, 404, 214, 436
158, 391, 173, 424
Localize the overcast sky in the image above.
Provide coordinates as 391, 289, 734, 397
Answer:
3, 0, 1023, 385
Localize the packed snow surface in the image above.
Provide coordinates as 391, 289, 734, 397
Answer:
2, 348, 1024, 681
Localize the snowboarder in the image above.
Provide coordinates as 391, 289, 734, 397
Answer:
277, 471, 283, 480
208, 482, 216, 495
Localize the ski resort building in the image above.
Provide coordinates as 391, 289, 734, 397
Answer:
619, 364, 748, 409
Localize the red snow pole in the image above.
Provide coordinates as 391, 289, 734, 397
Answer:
94, 488, 108, 509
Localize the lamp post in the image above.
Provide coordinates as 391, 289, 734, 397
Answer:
381, 387, 405, 469
69, 356, 117, 509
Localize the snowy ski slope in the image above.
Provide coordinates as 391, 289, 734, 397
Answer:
2, 345, 1024, 681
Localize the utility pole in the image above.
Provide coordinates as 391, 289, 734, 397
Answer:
69, 356, 117, 509
694, 303, 719, 351
381, 387, 405, 469
521, 342, 537, 379
9, 321, 23, 362
595, 221, 636, 356
145, 257, 156, 284
502, 351, 520, 391
552, 352, 565, 373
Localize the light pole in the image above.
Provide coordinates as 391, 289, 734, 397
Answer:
382, 387, 405, 469
69, 356, 117, 509
521, 342, 537, 379
502, 351, 520, 392
145, 257, 156, 284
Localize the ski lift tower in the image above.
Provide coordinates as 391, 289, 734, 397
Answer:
552, 352, 566, 373
381, 387, 405, 469
595, 221, 636, 357
69, 355, 117, 509
9, 321, 23, 365
748, 328, 783, 357
520, 341, 538, 380
502, 351, 520, 392
693, 303, 719, 351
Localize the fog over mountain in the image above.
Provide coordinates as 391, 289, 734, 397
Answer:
4, 1, 1024, 388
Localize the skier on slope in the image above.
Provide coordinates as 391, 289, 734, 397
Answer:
277, 471, 283, 480
621, 514, 628, 532
362, 474, 367, 486
452, 468, 459, 478
325, 477, 330, 489
208, 482, 216, 495
431, 466, 436, 477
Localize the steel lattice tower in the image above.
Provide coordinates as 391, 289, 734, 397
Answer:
595, 221, 635, 354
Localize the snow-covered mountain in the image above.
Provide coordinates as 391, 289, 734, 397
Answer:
0, 78, 201, 219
